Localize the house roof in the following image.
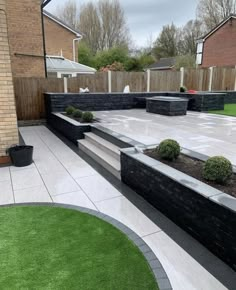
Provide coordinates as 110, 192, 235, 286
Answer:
46, 55, 96, 74
43, 10, 81, 37
198, 14, 236, 42
147, 57, 176, 70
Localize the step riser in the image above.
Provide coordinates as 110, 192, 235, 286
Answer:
84, 135, 120, 161
78, 142, 121, 179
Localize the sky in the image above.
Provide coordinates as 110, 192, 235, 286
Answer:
46, 0, 199, 47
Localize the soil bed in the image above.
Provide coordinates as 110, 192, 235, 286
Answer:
145, 149, 236, 198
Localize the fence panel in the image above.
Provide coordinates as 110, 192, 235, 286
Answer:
111, 72, 147, 92
13, 78, 64, 120
150, 71, 180, 91
68, 73, 108, 93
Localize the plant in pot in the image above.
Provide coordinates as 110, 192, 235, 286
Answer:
7, 145, 34, 167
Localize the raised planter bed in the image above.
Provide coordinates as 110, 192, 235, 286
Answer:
48, 113, 91, 144
146, 97, 188, 116
120, 147, 236, 270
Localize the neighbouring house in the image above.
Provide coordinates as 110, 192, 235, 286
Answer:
47, 56, 96, 78
197, 14, 236, 67
146, 57, 176, 71
4, 0, 93, 78
43, 10, 82, 63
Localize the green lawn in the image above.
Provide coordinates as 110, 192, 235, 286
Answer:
209, 104, 236, 116
0, 206, 158, 290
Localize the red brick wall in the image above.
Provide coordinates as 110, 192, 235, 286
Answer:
44, 15, 78, 61
6, 0, 45, 77
201, 18, 236, 67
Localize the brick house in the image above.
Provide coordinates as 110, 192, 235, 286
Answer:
0, 0, 19, 163
5, 0, 81, 78
197, 14, 236, 67
44, 10, 81, 62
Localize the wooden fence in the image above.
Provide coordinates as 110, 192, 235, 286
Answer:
13, 67, 236, 120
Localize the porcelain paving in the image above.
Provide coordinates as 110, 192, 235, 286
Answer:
96, 109, 236, 165
14, 185, 52, 203
10, 163, 36, 172
96, 196, 161, 237
11, 168, 44, 191
0, 167, 10, 181
63, 160, 98, 179
143, 232, 233, 290
76, 175, 122, 202
52, 191, 97, 210
13, 125, 235, 290
41, 171, 81, 196
0, 180, 14, 205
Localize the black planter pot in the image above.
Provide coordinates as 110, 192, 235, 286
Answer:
8, 145, 34, 167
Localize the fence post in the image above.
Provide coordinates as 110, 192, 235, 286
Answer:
208, 66, 214, 91
147, 69, 151, 92
63, 77, 68, 93
108, 70, 112, 93
180, 67, 184, 87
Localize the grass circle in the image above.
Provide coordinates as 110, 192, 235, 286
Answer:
0, 206, 158, 290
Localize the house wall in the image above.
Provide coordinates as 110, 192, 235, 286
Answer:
6, 0, 45, 77
0, 0, 19, 162
201, 18, 236, 67
44, 15, 78, 61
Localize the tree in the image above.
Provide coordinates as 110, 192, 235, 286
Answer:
78, 0, 130, 53
180, 20, 204, 55
56, 0, 79, 29
175, 55, 196, 69
197, 0, 236, 31
94, 46, 129, 69
153, 23, 181, 59
78, 41, 94, 67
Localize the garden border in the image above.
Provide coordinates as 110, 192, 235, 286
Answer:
120, 147, 236, 270
0, 202, 172, 290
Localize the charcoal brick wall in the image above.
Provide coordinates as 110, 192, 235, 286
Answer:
146, 98, 188, 116
48, 113, 90, 144
121, 152, 236, 270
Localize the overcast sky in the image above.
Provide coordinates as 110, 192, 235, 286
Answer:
46, 0, 199, 47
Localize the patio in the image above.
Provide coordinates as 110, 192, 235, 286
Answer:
97, 109, 236, 166
0, 125, 235, 290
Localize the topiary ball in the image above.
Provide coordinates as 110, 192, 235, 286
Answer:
65, 106, 75, 115
203, 156, 233, 184
158, 139, 180, 161
73, 109, 83, 118
180, 86, 187, 93
82, 112, 94, 123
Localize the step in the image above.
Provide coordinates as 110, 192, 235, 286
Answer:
78, 139, 121, 179
84, 132, 120, 161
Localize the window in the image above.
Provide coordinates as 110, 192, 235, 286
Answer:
196, 42, 203, 65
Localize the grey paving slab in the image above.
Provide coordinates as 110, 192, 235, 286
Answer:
96, 109, 236, 165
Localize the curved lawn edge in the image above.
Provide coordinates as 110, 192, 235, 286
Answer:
0, 202, 172, 290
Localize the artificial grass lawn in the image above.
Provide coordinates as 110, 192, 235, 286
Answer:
0, 206, 158, 290
209, 104, 236, 116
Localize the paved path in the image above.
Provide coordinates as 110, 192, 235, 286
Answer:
0, 126, 235, 290
96, 109, 236, 165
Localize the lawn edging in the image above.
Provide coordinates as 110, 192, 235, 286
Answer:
1, 203, 172, 290
120, 148, 236, 270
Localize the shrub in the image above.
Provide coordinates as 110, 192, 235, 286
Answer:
157, 139, 180, 161
82, 111, 94, 123
73, 109, 83, 118
65, 106, 75, 115
203, 156, 233, 184
180, 86, 187, 92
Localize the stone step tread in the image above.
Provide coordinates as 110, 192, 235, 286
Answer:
84, 132, 120, 155
78, 139, 120, 171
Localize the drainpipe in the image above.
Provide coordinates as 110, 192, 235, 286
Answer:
41, 0, 52, 78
